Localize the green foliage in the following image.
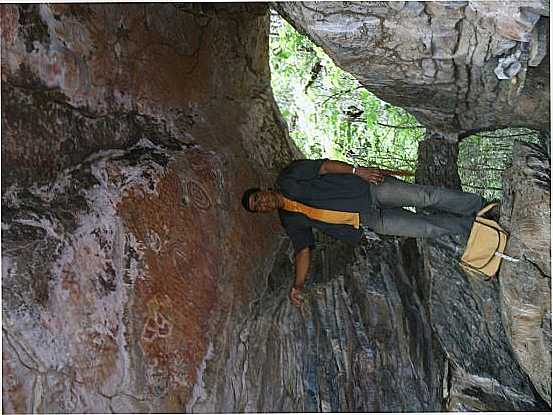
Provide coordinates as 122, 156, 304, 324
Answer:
459, 128, 540, 200
269, 15, 423, 177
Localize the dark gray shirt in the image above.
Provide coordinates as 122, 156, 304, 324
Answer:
276, 159, 373, 253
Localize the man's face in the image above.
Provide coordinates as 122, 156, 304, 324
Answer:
249, 191, 279, 213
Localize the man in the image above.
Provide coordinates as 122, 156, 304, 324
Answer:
242, 159, 485, 306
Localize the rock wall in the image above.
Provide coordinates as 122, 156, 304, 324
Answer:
187, 140, 550, 412
1, 4, 299, 413
500, 138, 551, 405
416, 136, 551, 410
2, 3, 550, 414
188, 234, 445, 412
273, 1, 550, 138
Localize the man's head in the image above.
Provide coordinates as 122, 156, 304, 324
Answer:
241, 188, 281, 213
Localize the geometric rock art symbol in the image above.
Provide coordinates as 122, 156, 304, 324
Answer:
144, 230, 162, 253
142, 311, 173, 342
186, 180, 211, 210
170, 246, 189, 277
211, 168, 230, 209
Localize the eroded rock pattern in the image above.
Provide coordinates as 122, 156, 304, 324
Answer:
273, 1, 550, 137
1, 4, 297, 188
500, 138, 551, 405
416, 135, 550, 410
421, 241, 547, 411
2, 4, 298, 412
188, 234, 444, 412
190, 209, 550, 412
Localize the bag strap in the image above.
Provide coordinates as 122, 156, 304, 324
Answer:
476, 203, 498, 217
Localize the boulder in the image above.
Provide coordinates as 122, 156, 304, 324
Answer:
500, 137, 551, 405
273, 1, 550, 137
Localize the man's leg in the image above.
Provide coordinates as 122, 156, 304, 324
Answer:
371, 176, 484, 216
362, 207, 473, 239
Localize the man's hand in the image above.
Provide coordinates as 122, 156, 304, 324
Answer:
289, 285, 304, 307
354, 166, 386, 184
291, 247, 309, 307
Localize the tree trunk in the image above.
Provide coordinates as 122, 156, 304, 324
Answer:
416, 136, 462, 189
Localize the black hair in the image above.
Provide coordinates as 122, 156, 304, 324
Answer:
241, 187, 261, 213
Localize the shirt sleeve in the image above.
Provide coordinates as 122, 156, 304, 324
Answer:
279, 211, 316, 254
287, 226, 315, 254
278, 158, 327, 182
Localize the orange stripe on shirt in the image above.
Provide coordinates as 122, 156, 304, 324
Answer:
281, 196, 360, 229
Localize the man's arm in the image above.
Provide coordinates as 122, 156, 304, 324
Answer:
318, 159, 386, 184
289, 246, 310, 307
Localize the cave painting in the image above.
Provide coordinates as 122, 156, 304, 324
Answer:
182, 149, 228, 211
185, 179, 212, 210
142, 310, 173, 343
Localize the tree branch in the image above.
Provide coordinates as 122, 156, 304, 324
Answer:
317, 86, 363, 105
458, 165, 505, 172
376, 122, 425, 129
348, 120, 425, 130
476, 132, 538, 139
462, 184, 503, 191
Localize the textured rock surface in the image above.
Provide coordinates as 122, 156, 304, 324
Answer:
1, 4, 298, 413
500, 138, 551, 405
188, 234, 444, 412
190, 138, 550, 412
1, 3, 297, 187
416, 136, 550, 410
2, 3, 550, 414
273, 1, 550, 137
190, 203, 549, 412
421, 241, 547, 411
190, 139, 549, 412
